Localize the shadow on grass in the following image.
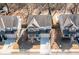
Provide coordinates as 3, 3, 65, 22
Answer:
52, 28, 72, 52
56, 38, 72, 51
17, 34, 40, 52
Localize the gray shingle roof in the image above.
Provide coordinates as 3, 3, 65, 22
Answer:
28, 15, 52, 27
59, 14, 79, 30
0, 16, 19, 29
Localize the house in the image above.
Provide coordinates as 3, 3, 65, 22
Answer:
59, 14, 79, 43
27, 15, 52, 43
0, 16, 21, 42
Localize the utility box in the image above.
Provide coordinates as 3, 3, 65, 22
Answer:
27, 15, 52, 43
59, 14, 79, 43
0, 16, 21, 42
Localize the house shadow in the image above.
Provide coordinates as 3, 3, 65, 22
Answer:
0, 38, 16, 49
33, 39, 40, 45
0, 36, 5, 46
40, 37, 50, 45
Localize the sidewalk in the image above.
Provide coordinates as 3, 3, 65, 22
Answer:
40, 34, 51, 54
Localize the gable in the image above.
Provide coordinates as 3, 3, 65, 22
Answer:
27, 17, 40, 28
28, 15, 52, 27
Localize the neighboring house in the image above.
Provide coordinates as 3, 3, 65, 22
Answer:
59, 14, 79, 43
0, 16, 21, 42
27, 15, 52, 43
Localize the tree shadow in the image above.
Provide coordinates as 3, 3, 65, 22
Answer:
18, 38, 32, 52
53, 28, 72, 52
17, 31, 40, 52
0, 41, 5, 49
0, 41, 4, 45
57, 38, 72, 51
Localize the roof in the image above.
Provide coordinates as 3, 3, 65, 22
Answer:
0, 16, 19, 29
27, 15, 52, 28
27, 17, 40, 28
59, 14, 79, 30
